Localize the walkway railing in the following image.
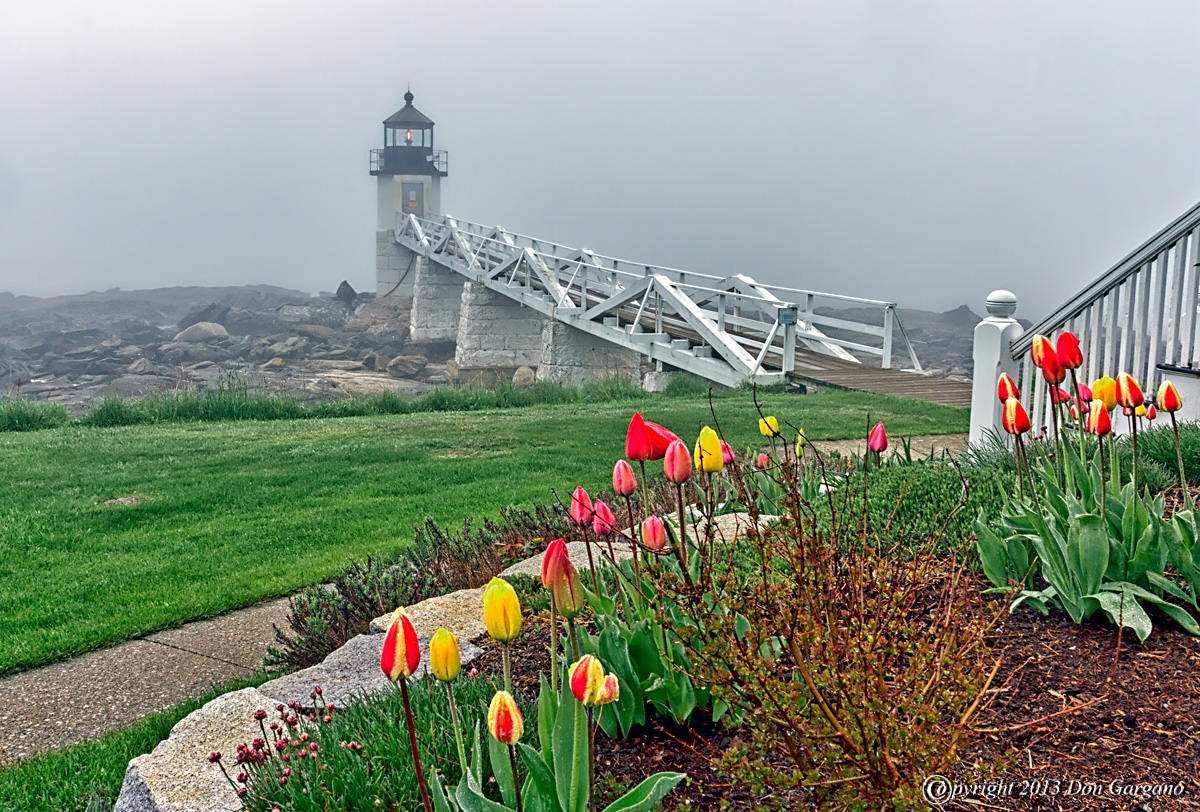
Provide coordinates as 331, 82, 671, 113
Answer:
395, 213, 923, 388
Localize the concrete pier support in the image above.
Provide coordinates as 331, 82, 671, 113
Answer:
410, 257, 466, 342
537, 321, 641, 386
376, 231, 419, 297
454, 282, 546, 377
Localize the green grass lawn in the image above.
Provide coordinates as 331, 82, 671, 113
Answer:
0, 390, 965, 677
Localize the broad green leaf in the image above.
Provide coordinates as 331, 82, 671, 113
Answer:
456, 768, 514, 812
429, 767, 459, 812
551, 676, 589, 812
601, 772, 688, 812
487, 725, 517, 808
1089, 588, 1153, 643
1101, 581, 1200, 636
974, 515, 1011, 589
517, 742, 562, 811
538, 672, 557, 772
1068, 513, 1108, 596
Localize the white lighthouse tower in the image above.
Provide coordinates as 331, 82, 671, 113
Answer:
371, 89, 447, 296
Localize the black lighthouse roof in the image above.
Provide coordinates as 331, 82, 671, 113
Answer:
384, 90, 434, 127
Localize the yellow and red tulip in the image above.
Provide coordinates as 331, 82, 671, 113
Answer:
612, 460, 637, 498
997, 373, 1019, 402
1088, 400, 1112, 437
1002, 398, 1031, 435
591, 499, 616, 535
693, 426, 724, 473
625, 412, 652, 461
569, 486, 594, 527
1116, 373, 1144, 409
644, 421, 681, 461
1093, 376, 1117, 411
758, 416, 780, 437
1056, 332, 1083, 370
541, 538, 568, 589
868, 422, 887, 454
663, 439, 692, 483
598, 673, 620, 706
482, 577, 522, 643
380, 610, 420, 682
640, 516, 667, 552
1031, 335, 1054, 369
487, 691, 524, 744
429, 629, 460, 683
1159, 380, 1183, 413
569, 654, 606, 706
551, 555, 585, 619
1146, 404, 1157, 421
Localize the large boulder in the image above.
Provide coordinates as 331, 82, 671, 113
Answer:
387, 355, 427, 378
172, 322, 229, 343
176, 303, 231, 332
336, 280, 357, 304
512, 366, 536, 386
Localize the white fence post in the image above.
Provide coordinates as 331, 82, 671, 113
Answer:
969, 290, 1024, 447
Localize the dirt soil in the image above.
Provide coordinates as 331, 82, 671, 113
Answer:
476, 599, 1200, 811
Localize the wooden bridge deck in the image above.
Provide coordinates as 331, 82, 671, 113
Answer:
787, 349, 973, 408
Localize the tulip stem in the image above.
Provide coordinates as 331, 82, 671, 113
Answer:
400, 681, 434, 812
587, 707, 597, 812
502, 643, 512, 695
508, 744, 524, 812
549, 596, 559, 697
1131, 413, 1140, 494
567, 617, 580, 662
624, 496, 643, 614
1172, 412, 1191, 510
674, 483, 690, 575
582, 527, 600, 596
446, 681, 467, 773
1098, 436, 1107, 518
1071, 369, 1085, 454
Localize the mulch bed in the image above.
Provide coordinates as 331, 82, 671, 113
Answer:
474, 601, 1200, 811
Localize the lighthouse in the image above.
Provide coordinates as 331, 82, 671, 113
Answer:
371, 89, 447, 296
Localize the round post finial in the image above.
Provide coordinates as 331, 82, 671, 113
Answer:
985, 289, 1017, 318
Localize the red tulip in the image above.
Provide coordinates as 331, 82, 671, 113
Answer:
1146, 404, 1157, 421
569, 487, 593, 527
1002, 398, 1031, 435
1088, 400, 1112, 437
720, 440, 735, 465
380, 610, 420, 682
1116, 373, 1143, 409
540, 538, 568, 590
644, 421, 681, 461
1049, 385, 1071, 405
1076, 382, 1092, 402
640, 516, 667, 552
997, 373, 1019, 403
663, 439, 692, 483
868, 422, 887, 454
625, 413, 652, 461
1041, 350, 1066, 385
612, 460, 637, 497
1031, 335, 1054, 369
1056, 332, 1082, 370
551, 555, 585, 619
1159, 380, 1183, 413
591, 499, 616, 535
756, 452, 769, 470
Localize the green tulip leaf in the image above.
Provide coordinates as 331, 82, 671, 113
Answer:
600, 771, 688, 812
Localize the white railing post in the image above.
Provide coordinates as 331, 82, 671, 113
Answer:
969, 290, 1024, 447
882, 306, 895, 368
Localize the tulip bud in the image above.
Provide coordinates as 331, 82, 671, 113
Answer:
640, 515, 667, 552
612, 460, 637, 497
644, 421, 681, 461
487, 691, 524, 744
997, 373, 1020, 403
758, 416, 780, 437
1031, 335, 1054, 369
569, 486, 593, 527
380, 610, 420, 682
540, 538, 568, 589
482, 577, 522, 643
1050, 385, 1070, 405
552, 555, 585, 619
569, 654, 606, 706
1146, 404, 1157, 421
1056, 332, 1083, 370
1002, 397, 1031, 435
693, 426, 724, 473
429, 629, 460, 683
1135, 404, 1147, 418
1071, 403, 1079, 421
1076, 382, 1092, 402
625, 412, 652, 461
720, 440, 735, 465
1041, 350, 1065, 385
868, 422, 887, 453
598, 673, 620, 705
663, 439, 692, 483
795, 429, 806, 454
1116, 373, 1144, 409
1088, 400, 1112, 437
1093, 376, 1117, 411
756, 452, 769, 470
1159, 380, 1183, 413
592, 499, 616, 536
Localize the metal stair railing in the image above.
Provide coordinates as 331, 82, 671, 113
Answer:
1010, 199, 1200, 432
395, 213, 923, 387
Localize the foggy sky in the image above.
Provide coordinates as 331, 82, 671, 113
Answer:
1, 1, 1199, 320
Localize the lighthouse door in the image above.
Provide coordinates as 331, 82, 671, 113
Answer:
401, 181, 425, 219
